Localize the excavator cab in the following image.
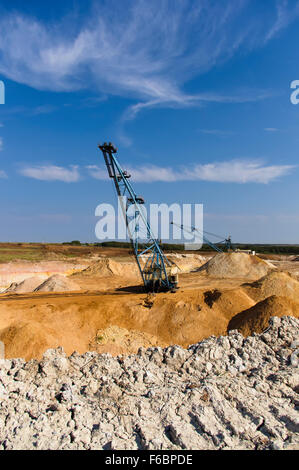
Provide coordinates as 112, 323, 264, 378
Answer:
128, 196, 145, 205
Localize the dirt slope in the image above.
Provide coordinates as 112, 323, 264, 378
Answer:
228, 295, 299, 336
0, 286, 254, 360
243, 270, 299, 302
0, 321, 60, 360
89, 325, 167, 356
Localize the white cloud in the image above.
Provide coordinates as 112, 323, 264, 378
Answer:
0, 137, 3, 151
183, 160, 294, 184
0, 1, 296, 117
86, 165, 107, 180
0, 170, 7, 178
29, 105, 57, 116
199, 129, 235, 137
0, 104, 57, 118
265, 0, 299, 42
20, 165, 80, 182
264, 127, 279, 132
88, 159, 294, 184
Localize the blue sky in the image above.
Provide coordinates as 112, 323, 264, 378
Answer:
0, 0, 299, 243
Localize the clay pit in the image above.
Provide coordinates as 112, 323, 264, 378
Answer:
0, 250, 298, 361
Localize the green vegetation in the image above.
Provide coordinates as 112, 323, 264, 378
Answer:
62, 240, 82, 246
96, 241, 185, 251
97, 241, 299, 255
0, 241, 298, 264
0, 246, 47, 263
0, 244, 80, 263
232, 244, 299, 255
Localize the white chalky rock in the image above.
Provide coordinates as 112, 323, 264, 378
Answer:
0, 316, 298, 450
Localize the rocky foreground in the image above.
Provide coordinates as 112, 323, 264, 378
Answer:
0, 316, 298, 450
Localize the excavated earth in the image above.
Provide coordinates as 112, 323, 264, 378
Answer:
0, 316, 298, 450
0, 253, 299, 360
0, 253, 299, 450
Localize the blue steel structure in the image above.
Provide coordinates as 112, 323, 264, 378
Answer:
98, 142, 178, 292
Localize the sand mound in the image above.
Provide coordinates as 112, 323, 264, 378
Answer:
228, 295, 299, 336
76, 258, 135, 277
76, 254, 206, 278
89, 325, 166, 356
34, 274, 80, 293
167, 254, 207, 273
198, 252, 275, 280
243, 270, 299, 302
0, 284, 255, 360
4, 276, 47, 294
0, 321, 60, 360
3, 274, 79, 294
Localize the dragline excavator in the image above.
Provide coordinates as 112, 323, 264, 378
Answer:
170, 222, 234, 253
98, 142, 178, 292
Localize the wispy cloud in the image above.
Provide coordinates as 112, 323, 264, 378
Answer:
0, 169, 7, 178
86, 165, 106, 180
29, 105, 57, 116
0, 137, 3, 151
0, 104, 57, 118
265, 0, 299, 42
20, 165, 80, 182
199, 129, 235, 137
0, 0, 296, 119
182, 160, 294, 184
264, 127, 279, 132
88, 159, 294, 184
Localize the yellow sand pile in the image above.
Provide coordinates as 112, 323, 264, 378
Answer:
244, 270, 299, 302
199, 252, 275, 280
34, 274, 80, 292
76, 258, 138, 277
167, 254, 207, 273
228, 295, 299, 336
0, 321, 60, 360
